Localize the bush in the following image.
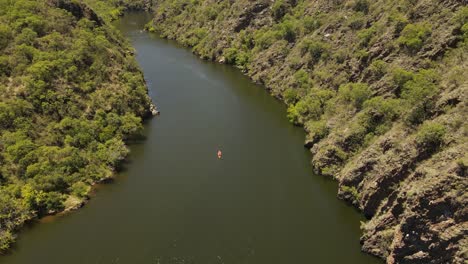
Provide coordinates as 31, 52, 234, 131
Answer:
278, 18, 299, 42
392, 69, 439, 125
305, 120, 329, 142
202, 6, 218, 21
369, 59, 387, 78
223, 47, 238, 64
341, 185, 360, 201
283, 88, 299, 105
287, 97, 322, 125
234, 51, 251, 70
294, 69, 310, 88
358, 26, 377, 47
348, 12, 366, 30
359, 96, 401, 135
34, 191, 65, 215
303, 16, 322, 33
254, 29, 282, 50
338, 82, 371, 109
0, 231, 14, 252
301, 39, 329, 63
462, 23, 468, 41
355, 49, 369, 61
398, 23, 432, 52
186, 28, 207, 47
272, 0, 289, 21
416, 122, 446, 152
401, 69, 438, 103
452, 6, 468, 30
388, 12, 408, 34
353, 0, 369, 14
452, 7, 468, 41
70, 182, 91, 198
392, 67, 414, 91
0, 24, 12, 50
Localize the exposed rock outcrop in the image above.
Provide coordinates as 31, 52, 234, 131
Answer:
49, 0, 104, 26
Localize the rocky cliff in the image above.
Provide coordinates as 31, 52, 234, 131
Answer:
148, 0, 467, 263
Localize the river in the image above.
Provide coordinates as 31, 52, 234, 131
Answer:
1, 12, 380, 264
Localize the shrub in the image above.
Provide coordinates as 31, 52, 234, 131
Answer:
416, 122, 446, 152
396, 69, 439, 125
294, 69, 310, 88
405, 101, 436, 126
287, 97, 322, 125
348, 12, 366, 30
301, 39, 329, 63
254, 29, 282, 50
70, 182, 91, 198
369, 59, 387, 78
310, 88, 336, 106
401, 69, 438, 103
452, 6, 468, 29
341, 185, 360, 201
392, 67, 414, 90
343, 121, 369, 150
455, 158, 467, 176
357, 26, 377, 47
303, 16, 322, 33
355, 49, 369, 61
0, 102, 14, 129
223, 47, 238, 64
0, 24, 12, 50
453, 7, 468, 41
283, 88, 299, 105
359, 96, 401, 135
305, 120, 329, 142
353, 0, 369, 14
272, 0, 289, 21
462, 23, 468, 41
389, 12, 408, 34
234, 51, 251, 70
202, 6, 218, 21
0, 231, 14, 252
398, 23, 432, 52
35, 191, 65, 215
186, 28, 207, 47
338, 82, 371, 109
144, 22, 156, 33
278, 18, 299, 42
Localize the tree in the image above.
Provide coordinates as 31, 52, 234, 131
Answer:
338, 83, 371, 110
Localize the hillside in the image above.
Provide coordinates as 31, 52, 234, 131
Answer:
147, 0, 468, 263
0, 0, 152, 252
83, 0, 154, 21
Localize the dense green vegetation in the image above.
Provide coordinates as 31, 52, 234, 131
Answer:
150, 1, 467, 263
84, 0, 152, 21
0, 0, 151, 252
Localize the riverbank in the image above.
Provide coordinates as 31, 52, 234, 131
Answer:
146, 1, 467, 263
0, 0, 154, 253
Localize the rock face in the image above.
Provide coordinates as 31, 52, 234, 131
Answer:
149, 0, 467, 263
49, 0, 104, 26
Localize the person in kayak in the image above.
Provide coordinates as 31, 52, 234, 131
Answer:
217, 150, 222, 159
